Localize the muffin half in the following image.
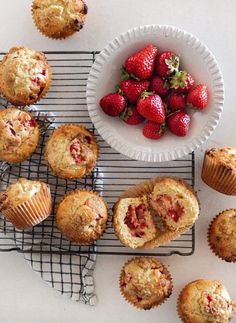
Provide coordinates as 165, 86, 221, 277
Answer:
120, 257, 172, 310
202, 148, 236, 195
56, 190, 108, 244
45, 124, 99, 179
113, 196, 157, 249
208, 209, 236, 263
0, 178, 52, 229
150, 177, 199, 231
178, 279, 236, 323
32, 0, 88, 39
0, 46, 52, 106
0, 107, 40, 163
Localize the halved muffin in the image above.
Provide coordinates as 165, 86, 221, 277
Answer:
0, 107, 40, 163
45, 124, 99, 179
113, 196, 157, 249
150, 177, 199, 231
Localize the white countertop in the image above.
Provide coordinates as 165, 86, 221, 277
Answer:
0, 1, 236, 322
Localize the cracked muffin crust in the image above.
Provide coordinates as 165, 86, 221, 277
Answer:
208, 209, 236, 263
0, 178, 52, 229
0, 47, 51, 106
178, 280, 236, 323
120, 257, 172, 310
113, 197, 157, 249
201, 148, 236, 195
44, 124, 99, 179
0, 107, 40, 163
32, 0, 88, 39
150, 177, 199, 231
56, 190, 108, 244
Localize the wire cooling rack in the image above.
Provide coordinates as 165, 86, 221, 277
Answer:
0, 51, 195, 257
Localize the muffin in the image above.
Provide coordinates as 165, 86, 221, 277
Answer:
178, 279, 236, 323
0, 107, 40, 163
32, 0, 88, 39
0, 46, 51, 106
0, 178, 52, 229
149, 177, 199, 231
201, 148, 236, 195
120, 257, 172, 310
113, 196, 157, 249
45, 124, 99, 179
208, 209, 236, 263
56, 190, 108, 244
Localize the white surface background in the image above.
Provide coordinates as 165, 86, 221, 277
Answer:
0, 1, 236, 322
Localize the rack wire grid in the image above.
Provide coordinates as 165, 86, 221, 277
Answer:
0, 51, 195, 257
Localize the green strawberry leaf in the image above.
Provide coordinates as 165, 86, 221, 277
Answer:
165, 55, 180, 74
121, 66, 130, 80
115, 84, 121, 93
170, 71, 187, 89
140, 91, 154, 99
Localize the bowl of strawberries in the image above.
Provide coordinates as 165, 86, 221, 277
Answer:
87, 25, 224, 162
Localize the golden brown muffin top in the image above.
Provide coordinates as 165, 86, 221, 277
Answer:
179, 280, 236, 323
32, 0, 87, 38
120, 257, 172, 309
56, 190, 108, 243
0, 107, 39, 155
0, 47, 51, 105
0, 178, 42, 210
206, 148, 236, 171
209, 209, 236, 262
45, 124, 99, 179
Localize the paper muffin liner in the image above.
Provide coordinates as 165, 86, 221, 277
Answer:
207, 209, 236, 263
177, 284, 189, 323
45, 124, 100, 180
31, 2, 87, 40
114, 176, 200, 249
56, 188, 109, 244
201, 151, 236, 195
0, 52, 52, 107
119, 256, 173, 310
2, 183, 52, 230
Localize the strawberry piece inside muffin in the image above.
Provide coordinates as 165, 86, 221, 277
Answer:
153, 194, 184, 223
124, 204, 149, 238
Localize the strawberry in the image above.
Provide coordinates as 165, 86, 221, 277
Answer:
156, 51, 179, 77
167, 111, 190, 136
100, 93, 126, 117
143, 121, 166, 140
168, 93, 186, 112
187, 84, 208, 110
149, 76, 170, 97
137, 92, 166, 123
119, 79, 150, 103
170, 71, 194, 93
120, 106, 145, 125
124, 44, 158, 80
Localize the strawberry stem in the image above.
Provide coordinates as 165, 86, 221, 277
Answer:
140, 91, 154, 99
121, 66, 130, 81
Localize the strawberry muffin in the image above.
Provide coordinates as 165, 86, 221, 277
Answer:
56, 190, 108, 244
178, 280, 236, 323
202, 148, 236, 195
32, 0, 88, 39
45, 124, 99, 179
120, 257, 172, 310
0, 46, 51, 106
149, 177, 199, 232
208, 209, 236, 263
0, 178, 52, 229
113, 196, 156, 249
0, 107, 39, 163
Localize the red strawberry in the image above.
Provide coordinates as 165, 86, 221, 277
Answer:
124, 44, 158, 80
143, 121, 165, 139
167, 111, 190, 136
156, 51, 179, 77
149, 76, 170, 97
187, 84, 208, 110
120, 106, 145, 125
100, 93, 126, 117
119, 79, 150, 103
170, 71, 194, 93
168, 93, 186, 112
137, 92, 166, 123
